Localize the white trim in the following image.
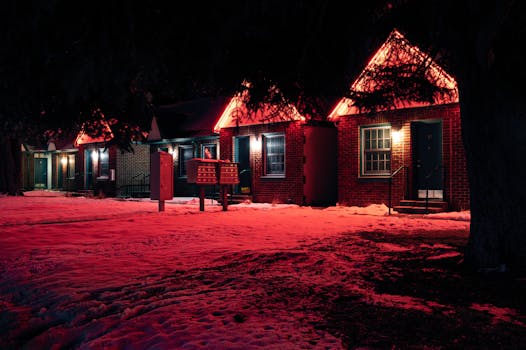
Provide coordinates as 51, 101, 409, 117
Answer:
360, 125, 391, 177
263, 133, 286, 177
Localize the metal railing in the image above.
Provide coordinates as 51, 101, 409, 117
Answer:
423, 165, 446, 213
120, 173, 150, 198
388, 165, 408, 215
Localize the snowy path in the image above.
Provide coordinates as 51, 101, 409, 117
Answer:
1, 194, 523, 349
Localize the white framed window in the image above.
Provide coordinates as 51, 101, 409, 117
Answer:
98, 148, 109, 178
263, 133, 285, 177
179, 146, 193, 177
361, 125, 391, 177
67, 154, 76, 178
202, 143, 217, 159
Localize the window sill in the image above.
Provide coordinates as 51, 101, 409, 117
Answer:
358, 175, 390, 182
261, 175, 285, 179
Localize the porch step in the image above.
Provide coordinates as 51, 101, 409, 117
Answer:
394, 200, 449, 214
216, 193, 253, 204
69, 189, 94, 197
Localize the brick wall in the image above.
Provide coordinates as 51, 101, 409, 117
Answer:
116, 143, 150, 197
220, 121, 305, 205
337, 103, 470, 211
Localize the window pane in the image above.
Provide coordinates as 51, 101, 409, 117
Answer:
202, 144, 217, 159
99, 148, 109, 177
67, 154, 75, 178
265, 135, 285, 175
179, 147, 193, 176
361, 126, 392, 175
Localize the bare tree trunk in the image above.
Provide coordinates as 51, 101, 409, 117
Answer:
461, 74, 526, 273
0, 136, 22, 195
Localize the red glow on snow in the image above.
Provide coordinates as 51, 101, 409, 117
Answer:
3, 193, 521, 349
329, 29, 459, 120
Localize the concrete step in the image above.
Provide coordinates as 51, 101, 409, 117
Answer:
398, 200, 448, 210
393, 206, 445, 214
217, 193, 253, 204
393, 205, 446, 214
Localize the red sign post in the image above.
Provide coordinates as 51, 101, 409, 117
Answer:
150, 151, 174, 212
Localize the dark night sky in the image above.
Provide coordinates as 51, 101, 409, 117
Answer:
4, 1, 518, 135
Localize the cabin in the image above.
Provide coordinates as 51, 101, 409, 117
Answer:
215, 86, 337, 206
74, 118, 117, 197
21, 134, 78, 192
329, 29, 469, 213
141, 97, 227, 198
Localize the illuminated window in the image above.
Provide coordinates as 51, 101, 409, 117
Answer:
361, 125, 391, 176
67, 154, 75, 178
263, 133, 285, 176
98, 148, 109, 177
179, 146, 193, 177
202, 144, 217, 159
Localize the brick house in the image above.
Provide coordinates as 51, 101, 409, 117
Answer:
329, 29, 469, 212
74, 118, 117, 196
215, 88, 337, 206
115, 142, 151, 198
141, 97, 228, 197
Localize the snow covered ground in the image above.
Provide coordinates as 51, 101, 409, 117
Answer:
1, 190, 524, 349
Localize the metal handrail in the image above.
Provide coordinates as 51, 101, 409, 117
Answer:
424, 164, 445, 213
119, 173, 151, 198
388, 166, 408, 215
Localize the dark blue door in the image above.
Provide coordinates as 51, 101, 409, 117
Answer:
234, 136, 251, 194
34, 158, 47, 188
412, 121, 443, 198
85, 150, 93, 189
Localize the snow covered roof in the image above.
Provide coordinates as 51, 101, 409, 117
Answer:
213, 82, 305, 133
74, 118, 114, 146
329, 29, 459, 120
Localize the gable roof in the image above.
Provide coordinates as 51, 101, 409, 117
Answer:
213, 83, 305, 133
74, 118, 114, 147
148, 96, 228, 141
329, 29, 459, 119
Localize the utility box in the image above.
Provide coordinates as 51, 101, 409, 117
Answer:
186, 158, 219, 185
150, 151, 174, 200
186, 159, 240, 185
218, 162, 239, 185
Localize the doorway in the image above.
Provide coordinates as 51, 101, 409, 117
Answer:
34, 158, 47, 189
411, 120, 443, 199
234, 136, 251, 194
85, 149, 94, 190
